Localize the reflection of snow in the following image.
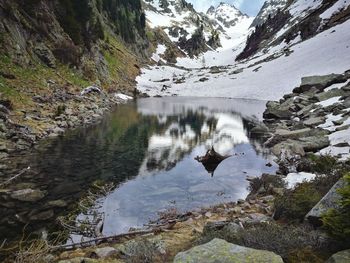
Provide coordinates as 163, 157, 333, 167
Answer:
142, 108, 251, 173
209, 113, 249, 155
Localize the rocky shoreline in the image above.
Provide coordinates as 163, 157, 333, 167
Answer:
2, 71, 350, 262
0, 86, 133, 162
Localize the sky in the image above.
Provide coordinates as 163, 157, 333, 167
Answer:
187, 0, 266, 16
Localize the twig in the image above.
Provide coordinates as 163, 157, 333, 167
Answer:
0, 167, 30, 187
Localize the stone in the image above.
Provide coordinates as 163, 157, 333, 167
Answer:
58, 258, 98, 263
326, 249, 350, 263
293, 74, 348, 93
306, 178, 345, 226
47, 199, 68, 208
11, 188, 46, 202
91, 247, 118, 259
275, 128, 312, 139
314, 88, 346, 102
272, 140, 305, 157
298, 136, 330, 152
30, 209, 54, 221
174, 238, 284, 263
263, 101, 294, 119
241, 213, 271, 225
202, 221, 242, 238
303, 117, 326, 126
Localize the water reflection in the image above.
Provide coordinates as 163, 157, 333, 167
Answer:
0, 97, 276, 245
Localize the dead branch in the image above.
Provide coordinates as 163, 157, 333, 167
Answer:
50, 223, 176, 252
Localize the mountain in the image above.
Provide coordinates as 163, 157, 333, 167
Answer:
143, 0, 253, 58
207, 2, 249, 28
137, 0, 350, 102
237, 0, 350, 60
250, 0, 288, 28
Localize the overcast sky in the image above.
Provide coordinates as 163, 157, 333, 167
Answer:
187, 0, 266, 16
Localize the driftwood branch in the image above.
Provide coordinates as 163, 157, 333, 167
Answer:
0, 167, 30, 187
50, 223, 176, 252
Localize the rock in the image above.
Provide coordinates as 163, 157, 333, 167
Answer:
303, 117, 325, 126
30, 209, 54, 221
263, 101, 294, 119
296, 104, 316, 117
272, 140, 305, 157
241, 213, 271, 225
202, 221, 242, 238
91, 247, 118, 259
81, 85, 102, 96
314, 88, 346, 102
58, 258, 97, 263
199, 77, 209, 82
306, 178, 345, 226
275, 128, 312, 139
293, 74, 348, 93
298, 136, 330, 152
250, 124, 269, 135
326, 249, 350, 263
47, 199, 68, 208
11, 188, 46, 202
174, 238, 284, 263
34, 43, 56, 68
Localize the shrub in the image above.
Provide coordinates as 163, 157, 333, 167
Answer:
248, 173, 286, 196
274, 172, 342, 222
197, 222, 335, 262
322, 174, 350, 243
307, 154, 338, 174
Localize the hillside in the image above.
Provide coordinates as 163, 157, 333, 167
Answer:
0, 0, 151, 154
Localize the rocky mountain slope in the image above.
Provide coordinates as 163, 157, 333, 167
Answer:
0, 0, 150, 155
250, 0, 288, 28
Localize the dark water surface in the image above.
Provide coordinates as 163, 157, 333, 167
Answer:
0, 97, 277, 244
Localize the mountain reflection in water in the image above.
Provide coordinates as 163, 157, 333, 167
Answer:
0, 97, 277, 245
72, 97, 277, 240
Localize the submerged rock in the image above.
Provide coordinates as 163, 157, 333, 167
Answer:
10, 188, 46, 202
174, 238, 283, 263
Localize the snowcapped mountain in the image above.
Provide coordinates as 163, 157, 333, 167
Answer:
207, 2, 249, 28
143, 0, 254, 58
250, 0, 288, 27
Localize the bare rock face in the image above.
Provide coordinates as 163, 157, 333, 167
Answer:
174, 238, 284, 263
306, 178, 345, 226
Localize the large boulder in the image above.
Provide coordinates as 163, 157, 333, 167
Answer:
327, 249, 350, 263
298, 136, 330, 152
174, 238, 284, 263
293, 74, 348, 93
306, 178, 345, 226
263, 100, 295, 120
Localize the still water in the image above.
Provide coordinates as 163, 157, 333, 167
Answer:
0, 97, 276, 244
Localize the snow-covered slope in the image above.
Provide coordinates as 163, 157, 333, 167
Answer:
138, 0, 350, 101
